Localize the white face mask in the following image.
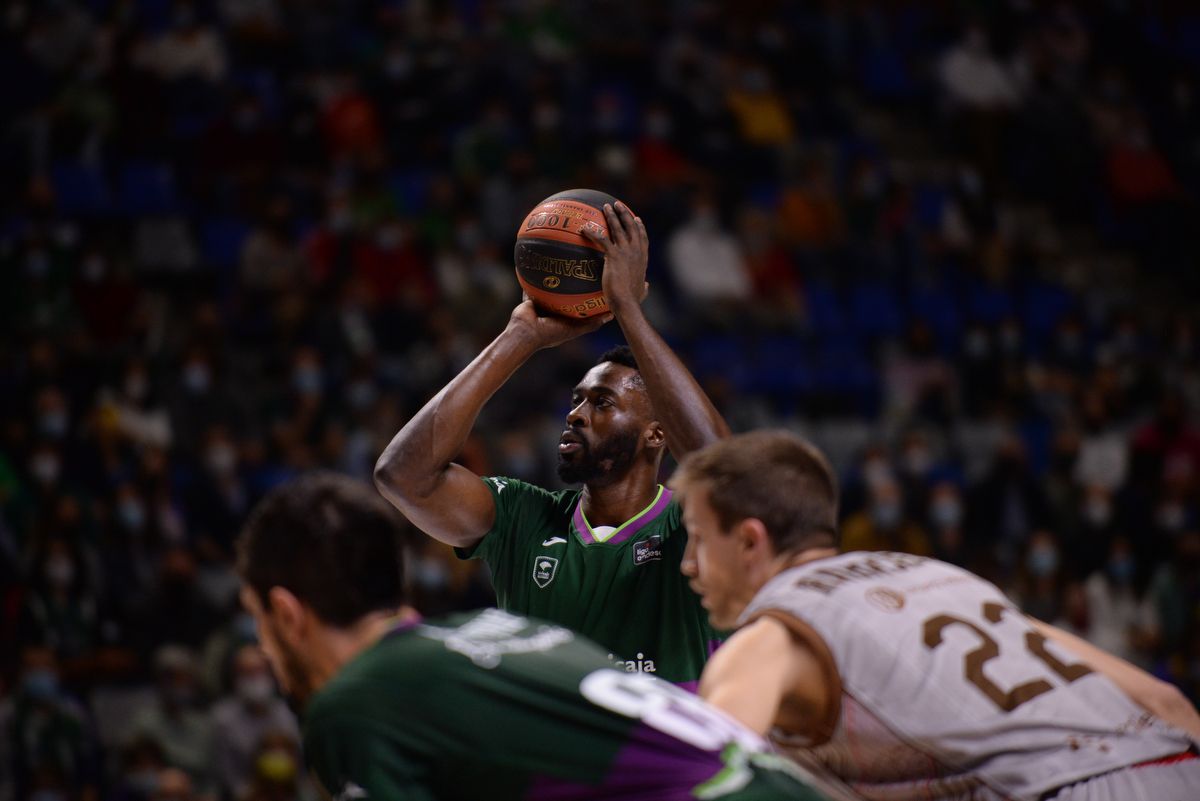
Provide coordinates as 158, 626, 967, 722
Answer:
206, 443, 237, 475
45, 556, 75, 588
931, 497, 963, 529
236, 674, 275, 704
31, 453, 61, 486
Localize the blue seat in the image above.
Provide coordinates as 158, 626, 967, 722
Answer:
914, 184, 947, 231
805, 281, 846, 335
749, 338, 811, 396
966, 280, 1013, 325
119, 162, 180, 215
1023, 281, 1074, 342
51, 163, 110, 216
851, 282, 905, 339
909, 285, 962, 348
201, 217, 251, 270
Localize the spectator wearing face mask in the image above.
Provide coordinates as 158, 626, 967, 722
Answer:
9, 646, 100, 801
926, 480, 970, 567
126, 646, 214, 791
1081, 536, 1154, 667
18, 537, 102, 665
212, 644, 299, 801
110, 735, 171, 801
1011, 530, 1066, 623
841, 477, 933, 556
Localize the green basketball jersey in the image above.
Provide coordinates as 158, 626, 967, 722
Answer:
303, 609, 827, 801
456, 477, 719, 686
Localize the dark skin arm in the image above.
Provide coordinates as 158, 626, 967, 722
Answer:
584, 202, 731, 460
373, 303, 611, 548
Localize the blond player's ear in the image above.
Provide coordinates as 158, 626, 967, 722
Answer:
735, 517, 772, 555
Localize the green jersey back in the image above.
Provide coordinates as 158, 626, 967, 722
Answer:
457, 477, 718, 686
303, 609, 826, 801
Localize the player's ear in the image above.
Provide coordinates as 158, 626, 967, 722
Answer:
644, 421, 666, 451
735, 518, 772, 558
266, 586, 309, 644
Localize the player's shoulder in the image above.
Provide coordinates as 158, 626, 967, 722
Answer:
482, 475, 579, 510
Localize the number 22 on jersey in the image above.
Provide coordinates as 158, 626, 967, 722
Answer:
923, 601, 1093, 713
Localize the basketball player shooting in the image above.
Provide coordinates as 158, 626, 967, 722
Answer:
374, 201, 729, 688
673, 430, 1200, 801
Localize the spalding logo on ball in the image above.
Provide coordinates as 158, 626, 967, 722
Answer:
514, 189, 627, 318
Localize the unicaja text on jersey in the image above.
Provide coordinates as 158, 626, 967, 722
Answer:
607, 652, 657, 673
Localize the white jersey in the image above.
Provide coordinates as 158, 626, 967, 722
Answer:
738, 552, 1195, 801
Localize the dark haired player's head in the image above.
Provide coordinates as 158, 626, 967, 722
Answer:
556, 345, 664, 487
236, 472, 407, 701
673, 430, 840, 554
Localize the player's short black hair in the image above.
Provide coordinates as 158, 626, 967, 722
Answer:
237, 472, 406, 627
672, 430, 840, 552
597, 345, 638, 372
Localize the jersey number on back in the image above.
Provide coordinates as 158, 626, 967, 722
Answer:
923, 601, 1093, 713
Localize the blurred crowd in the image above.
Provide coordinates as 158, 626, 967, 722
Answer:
3, 1, 1200, 800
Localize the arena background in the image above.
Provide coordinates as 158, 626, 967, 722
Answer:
3, 2, 1200, 800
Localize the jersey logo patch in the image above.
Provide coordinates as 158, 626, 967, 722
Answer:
533, 556, 560, 588
541, 536, 567, 546
633, 535, 663, 565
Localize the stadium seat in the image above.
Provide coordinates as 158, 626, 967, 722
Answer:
119, 162, 182, 216
50, 163, 111, 217
200, 217, 251, 270
851, 282, 906, 339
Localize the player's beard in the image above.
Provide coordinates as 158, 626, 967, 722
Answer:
556, 428, 640, 486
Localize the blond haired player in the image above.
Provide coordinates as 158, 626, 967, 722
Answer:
672, 430, 1200, 801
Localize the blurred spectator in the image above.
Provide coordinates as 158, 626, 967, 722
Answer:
1081, 537, 1154, 666
134, 4, 228, 84
926, 480, 969, 567
1011, 530, 1066, 623
152, 767, 197, 801
841, 477, 932, 556
667, 192, 752, 322
9, 645, 100, 800
126, 646, 214, 791
212, 645, 299, 801
110, 736, 171, 801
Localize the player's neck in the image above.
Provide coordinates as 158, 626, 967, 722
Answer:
308, 611, 401, 692
580, 471, 661, 527
776, 546, 839, 575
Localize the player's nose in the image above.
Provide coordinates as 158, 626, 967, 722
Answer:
566, 402, 588, 428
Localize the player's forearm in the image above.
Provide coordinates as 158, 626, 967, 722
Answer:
1029, 617, 1200, 738
612, 304, 730, 459
375, 328, 539, 500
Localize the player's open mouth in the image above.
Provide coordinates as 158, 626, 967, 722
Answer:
558, 432, 584, 455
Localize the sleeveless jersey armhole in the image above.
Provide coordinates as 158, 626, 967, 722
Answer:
742, 608, 844, 747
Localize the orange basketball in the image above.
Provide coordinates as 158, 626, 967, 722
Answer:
514, 189, 624, 318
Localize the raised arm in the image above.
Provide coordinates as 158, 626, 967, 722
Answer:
585, 202, 731, 462
1027, 616, 1200, 739
374, 302, 610, 548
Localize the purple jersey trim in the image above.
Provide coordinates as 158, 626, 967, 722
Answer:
525, 722, 725, 801
571, 487, 674, 546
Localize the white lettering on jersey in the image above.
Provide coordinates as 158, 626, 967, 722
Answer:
421, 609, 574, 669
606, 652, 657, 674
